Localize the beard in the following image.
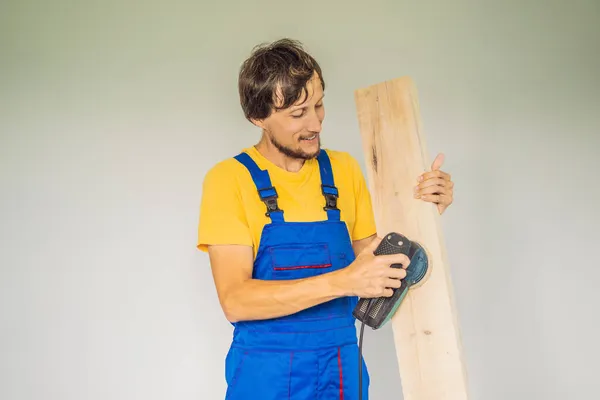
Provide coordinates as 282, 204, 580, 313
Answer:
267, 131, 321, 160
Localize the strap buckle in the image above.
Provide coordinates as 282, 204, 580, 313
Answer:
321, 184, 339, 211
258, 186, 283, 216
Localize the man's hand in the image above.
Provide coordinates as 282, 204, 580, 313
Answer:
414, 153, 454, 214
333, 236, 410, 298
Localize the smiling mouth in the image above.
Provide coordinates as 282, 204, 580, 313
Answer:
300, 134, 318, 141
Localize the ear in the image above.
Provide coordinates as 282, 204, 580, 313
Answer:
250, 118, 266, 129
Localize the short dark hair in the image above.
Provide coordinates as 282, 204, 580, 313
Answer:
238, 38, 325, 121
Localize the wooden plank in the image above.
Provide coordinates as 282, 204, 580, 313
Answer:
354, 76, 470, 400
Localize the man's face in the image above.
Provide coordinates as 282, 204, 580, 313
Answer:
253, 72, 325, 160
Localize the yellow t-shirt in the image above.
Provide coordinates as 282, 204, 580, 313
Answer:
196, 146, 376, 258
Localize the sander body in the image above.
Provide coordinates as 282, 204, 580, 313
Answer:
352, 232, 429, 329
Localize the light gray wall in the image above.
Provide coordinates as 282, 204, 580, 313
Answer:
1, 0, 598, 399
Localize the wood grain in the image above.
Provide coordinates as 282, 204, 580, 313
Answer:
354, 76, 469, 400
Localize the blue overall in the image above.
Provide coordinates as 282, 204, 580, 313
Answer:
223, 149, 370, 399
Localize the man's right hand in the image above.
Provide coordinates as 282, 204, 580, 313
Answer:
333, 236, 410, 298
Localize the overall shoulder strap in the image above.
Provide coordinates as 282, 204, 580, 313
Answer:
316, 150, 341, 221
234, 152, 284, 222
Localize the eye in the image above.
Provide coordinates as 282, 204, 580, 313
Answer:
291, 110, 305, 118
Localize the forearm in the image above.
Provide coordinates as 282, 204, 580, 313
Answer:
352, 233, 377, 256
221, 270, 349, 323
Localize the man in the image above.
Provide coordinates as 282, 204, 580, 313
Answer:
197, 39, 454, 399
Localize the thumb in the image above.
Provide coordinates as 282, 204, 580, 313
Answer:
363, 235, 383, 254
431, 153, 445, 171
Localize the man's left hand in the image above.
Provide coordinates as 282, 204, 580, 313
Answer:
414, 153, 454, 214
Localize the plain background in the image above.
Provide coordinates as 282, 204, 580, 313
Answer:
1, 0, 599, 399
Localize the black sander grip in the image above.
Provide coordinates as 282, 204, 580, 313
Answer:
352, 232, 429, 329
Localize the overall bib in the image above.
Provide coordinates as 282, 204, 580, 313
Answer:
224, 150, 370, 400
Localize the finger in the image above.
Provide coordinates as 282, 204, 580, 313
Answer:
419, 194, 441, 204
419, 170, 451, 183
386, 267, 407, 280
416, 177, 449, 190
440, 193, 453, 205
383, 288, 394, 297
363, 236, 382, 254
421, 193, 453, 205
385, 278, 402, 289
431, 153, 445, 171
416, 184, 450, 197
419, 193, 442, 204
377, 253, 410, 266
378, 253, 411, 269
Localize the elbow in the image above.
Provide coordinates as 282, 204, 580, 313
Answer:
221, 295, 243, 323
224, 310, 241, 324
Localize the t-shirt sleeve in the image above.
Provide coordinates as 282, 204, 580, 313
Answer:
196, 162, 253, 252
348, 154, 377, 241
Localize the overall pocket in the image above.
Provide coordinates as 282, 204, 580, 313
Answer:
269, 243, 333, 280
268, 242, 349, 320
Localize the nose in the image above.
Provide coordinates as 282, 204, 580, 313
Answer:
307, 111, 322, 133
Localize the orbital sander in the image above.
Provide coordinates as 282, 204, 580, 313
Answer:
353, 232, 430, 400
353, 232, 430, 329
